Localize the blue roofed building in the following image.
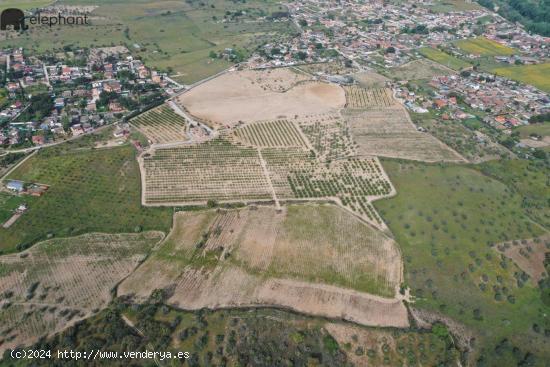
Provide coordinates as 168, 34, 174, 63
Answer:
6, 180, 24, 192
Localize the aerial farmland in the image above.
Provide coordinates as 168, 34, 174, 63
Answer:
0, 0, 548, 365
137, 68, 445, 230
115, 66, 470, 329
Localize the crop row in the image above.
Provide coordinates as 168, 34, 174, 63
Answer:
235, 120, 308, 148
344, 87, 394, 108
131, 105, 188, 143
144, 140, 272, 203
299, 118, 356, 161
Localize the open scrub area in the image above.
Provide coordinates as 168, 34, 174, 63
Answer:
119, 204, 407, 327
14, 302, 461, 367
374, 159, 549, 365
0, 231, 163, 354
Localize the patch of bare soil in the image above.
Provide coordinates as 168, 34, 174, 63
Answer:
177, 69, 345, 128
241, 68, 312, 92
353, 71, 390, 88
123, 265, 409, 328
495, 234, 550, 283
520, 137, 550, 149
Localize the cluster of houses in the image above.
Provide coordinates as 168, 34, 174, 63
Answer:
0, 46, 181, 148
248, 0, 548, 137
428, 73, 548, 130
1, 48, 47, 92
397, 71, 549, 132
251, 0, 548, 70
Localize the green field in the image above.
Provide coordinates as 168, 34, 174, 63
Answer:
479, 159, 550, 229
419, 47, 471, 70
421, 0, 482, 12
374, 159, 549, 365
514, 122, 550, 139
455, 37, 516, 56
492, 63, 550, 93
0, 0, 294, 84
0, 142, 172, 252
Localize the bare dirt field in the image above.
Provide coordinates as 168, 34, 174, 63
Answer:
345, 106, 466, 162
119, 204, 408, 328
241, 67, 312, 92
519, 137, 550, 149
176, 69, 345, 128
353, 71, 390, 88
0, 231, 163, 354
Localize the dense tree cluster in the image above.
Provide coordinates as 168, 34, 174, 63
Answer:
529, 112, 550, 124
16, 94, 54, 122
478, 0, 550, 36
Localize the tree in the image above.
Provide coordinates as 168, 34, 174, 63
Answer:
528, 112, 550, 123
432, 322, 450, 340
532, 149, 546, 160
294, 51, 307, 60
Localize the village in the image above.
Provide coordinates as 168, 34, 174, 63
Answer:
0, 46, 182, 148
247, 0, 549, 139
